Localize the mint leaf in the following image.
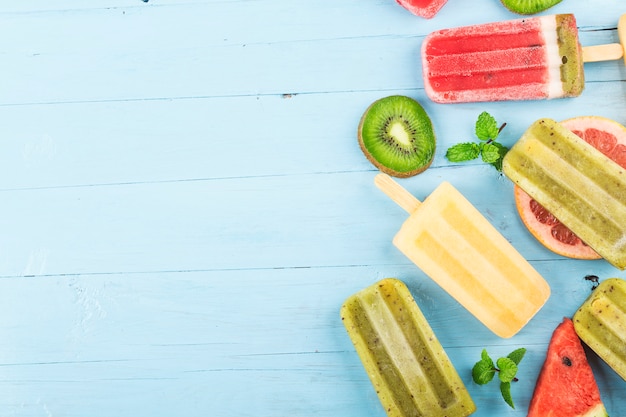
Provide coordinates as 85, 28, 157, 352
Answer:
481, 348, 492, 364
500, 381, 515, 409
475, 111, 499, 141
472, 350, 495, 385
446, 142, 480, 162
472, 360, 495, 385
487, 142, 509, 171
481, 143, 501, 164
445, 111, 508, 171
507, 347, 527, 365
496, 357, 518, 383
473, 347, 524, 408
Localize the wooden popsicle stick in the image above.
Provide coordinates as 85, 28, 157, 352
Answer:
620, 14, 626, 65
374, 173, 421, 214
582, 44, 624, 63
581, 14, 626, 64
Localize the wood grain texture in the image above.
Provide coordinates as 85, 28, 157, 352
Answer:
1, 0, 626, 416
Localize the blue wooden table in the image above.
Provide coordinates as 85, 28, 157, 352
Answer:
1, 1, 625, 415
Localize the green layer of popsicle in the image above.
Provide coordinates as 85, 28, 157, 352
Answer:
557, 14, 585, 97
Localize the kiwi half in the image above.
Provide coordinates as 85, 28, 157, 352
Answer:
500, 0, 562, 15
358, 95, 435, 178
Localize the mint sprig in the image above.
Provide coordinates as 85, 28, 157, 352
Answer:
446, 111, 509, 171
475, 111, 500, 141
472, 348, 526, 409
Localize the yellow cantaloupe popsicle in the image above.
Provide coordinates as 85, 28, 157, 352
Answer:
375, 173, 550, 338
573, 278, 626, 381
341, 278, 476, 417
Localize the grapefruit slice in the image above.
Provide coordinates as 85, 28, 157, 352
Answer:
514, 116, 626, 259
527, 317, 608, 417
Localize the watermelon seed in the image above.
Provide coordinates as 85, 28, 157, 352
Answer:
562, 356, 572, 366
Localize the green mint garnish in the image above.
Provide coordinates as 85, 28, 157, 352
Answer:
500, 381, 514, 409
475, 111, 500, 141
480, 143, 501, 164
507, 347, 527, 365
472, 347, 526, 409
446, 142, 480, 162
496, 357, 518, 383
486, 141, 508, 171
472, 349, 495, 385
446, 111, 509, 171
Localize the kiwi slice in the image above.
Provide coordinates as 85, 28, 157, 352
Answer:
358, 95, 436, 178
500, 0, 562, 15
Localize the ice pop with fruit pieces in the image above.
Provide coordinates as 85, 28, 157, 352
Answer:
341, 278, 476, 417
573, 278, 626, 381
396, 0, 447, 19
421, 14, 626, 103
374, 173, 550, 338
502, 119, 626, 270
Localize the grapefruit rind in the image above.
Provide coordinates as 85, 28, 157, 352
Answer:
513, 115, 626, 260
514, 186, 601, 260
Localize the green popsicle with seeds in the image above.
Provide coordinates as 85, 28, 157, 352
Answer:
573, 278, 626, 381
341, 278, 476, 417
502, 118, 626, 269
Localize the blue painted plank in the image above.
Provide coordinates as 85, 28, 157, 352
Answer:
0, 1, 623, 104
0, 265, 623, 416
2, 168, 621, 276
0, 82, 625, 190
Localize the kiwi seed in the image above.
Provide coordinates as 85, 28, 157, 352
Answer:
357, 95, 436, 178
500, 0, 562, 15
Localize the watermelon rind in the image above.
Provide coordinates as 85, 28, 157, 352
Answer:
582, 403, 609, 417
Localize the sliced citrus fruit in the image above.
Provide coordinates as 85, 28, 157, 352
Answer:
514, 185, 601, 259
514, 116, 626, 260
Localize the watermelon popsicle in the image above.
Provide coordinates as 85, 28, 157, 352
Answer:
573, 278, 626, 381
421, 14, 626, 103
502, 119, 626, 269
341, 278, 476, 417
374, 173, 550, 338
396, 0, 448, 19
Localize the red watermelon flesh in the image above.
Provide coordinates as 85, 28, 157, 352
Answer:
527, 318, 608, 417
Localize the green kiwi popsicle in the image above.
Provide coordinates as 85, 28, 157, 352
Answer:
341, 278, 476, 417
502, 118, 626, 269
573, 278, 626, 381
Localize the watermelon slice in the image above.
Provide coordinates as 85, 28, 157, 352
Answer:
527, 318, 608, 417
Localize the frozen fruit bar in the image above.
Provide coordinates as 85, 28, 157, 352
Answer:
396, 0, 448, 19
421, 14, 584, 103
502, 119, 626, 270
375, 173, 550, 338
573, 278, 626, 381
341, 278, 476, 417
